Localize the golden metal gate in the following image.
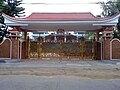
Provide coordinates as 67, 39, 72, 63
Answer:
29, 39, 101, 60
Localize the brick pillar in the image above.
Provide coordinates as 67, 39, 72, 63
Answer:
94, 30, 102, 60
96, 31, 100, 41
11, 38, 19, 59
9, 28, 20, 59
102, 27, 113, 60
21, 31, 29, 59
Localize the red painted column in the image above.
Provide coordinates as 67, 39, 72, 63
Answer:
21, 31, 28, 59
9, 27, 20, 59
102, 27, 113, 60
96, 31, 100, 41
94, 30, 101, 60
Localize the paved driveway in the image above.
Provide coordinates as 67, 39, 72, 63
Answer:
0, 75, 120, 90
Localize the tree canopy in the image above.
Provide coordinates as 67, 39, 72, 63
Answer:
100, 0, 119, 17
3, 0, 25, 17
0, 0, 25, 43
115, 0, 120, 11
0, 13, 9, 43
100, 0, 120, 39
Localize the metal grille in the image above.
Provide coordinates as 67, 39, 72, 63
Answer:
29, 40, 97, 60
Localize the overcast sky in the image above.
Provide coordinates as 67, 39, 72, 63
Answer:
21, 0, 108, 16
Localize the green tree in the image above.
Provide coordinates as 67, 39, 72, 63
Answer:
100, 0, 120, 39
115, 0, 120, 11
0, 0, 25, 43
114, 0, 120, 39
100, 0, 119, 17
0, 0, 6, 12
85, 32, 95, 40
0, 13, 9, 43
3, 0, 25, 17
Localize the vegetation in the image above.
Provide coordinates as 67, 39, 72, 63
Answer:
100, 0, 119, 17
3, 0, 25, 17
0, 0, 25, 43
0, 13, 9, 43
84, 32, 96, 40
100, 0, 120, 39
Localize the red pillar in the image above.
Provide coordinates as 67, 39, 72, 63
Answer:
102, 27, 113, 60
96, 31, 100, 41
9, 27, 20, 59
21, 31, 29, 59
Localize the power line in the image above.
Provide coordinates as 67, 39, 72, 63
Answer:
20, 2, 101, 5
20, 2, 120, 5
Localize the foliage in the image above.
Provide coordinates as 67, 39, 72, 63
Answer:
3, 0, 25, 17
115, 0, 120, 11
100, 0, 119, 17
113, 29, 120, 39
0, 0, 6, 12
84, 32, 95, 40
0, 0, 25, 43
115, 16, 120, 39
0, 13, 9, 43
100, 0, 120, 39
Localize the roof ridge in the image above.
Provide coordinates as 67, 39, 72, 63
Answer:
31, 12, 92, 14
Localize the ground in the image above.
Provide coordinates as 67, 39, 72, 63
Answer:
0, 75, 120, 90
0, 59, 120, 90
0, 59, 120, 79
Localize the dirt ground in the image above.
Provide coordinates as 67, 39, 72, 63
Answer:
0, 69, 120, 79
0, 59, 120, 79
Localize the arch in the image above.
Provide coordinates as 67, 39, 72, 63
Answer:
110, 38, 120, 60
0, 39, 12, 59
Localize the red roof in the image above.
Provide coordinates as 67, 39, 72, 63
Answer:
23, 12, 98, 21
4, 12, 120, 21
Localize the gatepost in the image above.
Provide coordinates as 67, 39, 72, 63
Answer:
102, 27, 113, 60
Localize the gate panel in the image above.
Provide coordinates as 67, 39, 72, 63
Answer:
42, 42, 62, 58
111, 39, 120, 60
42, 42, 81, 58
84, 41, 93, 59
30, 41, 38, 58
0, 39, 11, 58
95, 42, 101, 60
62, 43, 81, 58
29, 39, 99, 60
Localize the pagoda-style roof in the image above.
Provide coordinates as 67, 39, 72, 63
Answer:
22, 12, 98, 21
2, 12, 120, 32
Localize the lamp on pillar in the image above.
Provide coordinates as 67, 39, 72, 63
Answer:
102, 27, 113, 40
9, 27, 20, 40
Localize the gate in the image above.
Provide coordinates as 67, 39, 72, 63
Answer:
29, 38, 101, 60
0, 39, 11, 59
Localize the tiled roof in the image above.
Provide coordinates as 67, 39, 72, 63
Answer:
4, 12, 120, 21
23, 12, 98, 21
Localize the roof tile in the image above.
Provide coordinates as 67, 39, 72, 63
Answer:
24, 12, 97, 21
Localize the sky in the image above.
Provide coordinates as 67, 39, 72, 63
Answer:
21, 0, 108, 17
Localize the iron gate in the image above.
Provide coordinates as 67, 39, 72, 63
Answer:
29, 39, 101, 60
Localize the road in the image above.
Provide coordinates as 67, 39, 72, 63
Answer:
0, 60, 120, 79
0, 75, 120, 90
